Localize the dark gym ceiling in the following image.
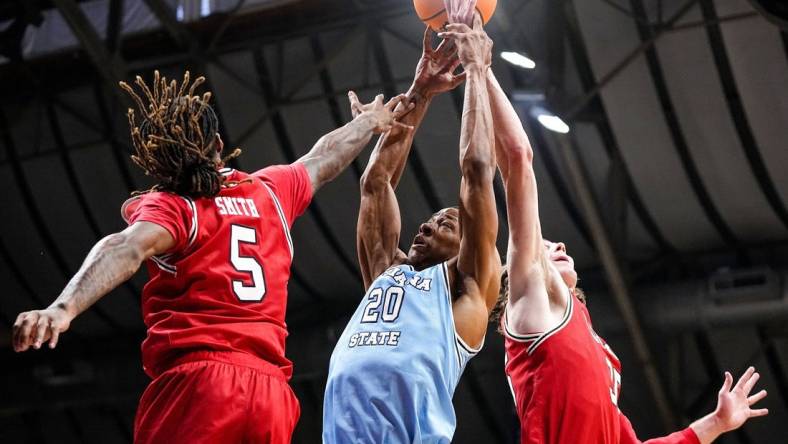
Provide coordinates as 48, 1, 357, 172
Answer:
0, 0, 787, 443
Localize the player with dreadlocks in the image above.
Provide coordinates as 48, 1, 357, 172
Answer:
12, 70, 411, 444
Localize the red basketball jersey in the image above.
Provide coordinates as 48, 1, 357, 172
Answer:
503, 288, 622, 444
122, 164, 312, 380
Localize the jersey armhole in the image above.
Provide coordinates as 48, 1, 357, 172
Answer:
502, 308, 541, 343
442, 262, 485, 369
523, 287, 574, 355
260, 181, 294, 259
503, 286, 574, 354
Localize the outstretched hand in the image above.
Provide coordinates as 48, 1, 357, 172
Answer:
443, 0, 478, 27
438, 13, 492, 72
713, 367, 769, 432
413, 27, 465, 98
13, 306, 73, 352
347, 92, 414, 134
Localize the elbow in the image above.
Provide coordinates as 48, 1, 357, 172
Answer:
359, 172, 389, 196
505, 141, 534, 164
102, 233, 145, 270
504, 143, 534, 177
461, 155, 496, 184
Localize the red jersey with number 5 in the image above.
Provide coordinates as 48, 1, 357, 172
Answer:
503, 287, 622, 444
122, 165, 312, 380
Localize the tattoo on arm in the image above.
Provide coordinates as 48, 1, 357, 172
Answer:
51, 222, 173, 318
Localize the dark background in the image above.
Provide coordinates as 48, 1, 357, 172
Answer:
1, 0, 787, 442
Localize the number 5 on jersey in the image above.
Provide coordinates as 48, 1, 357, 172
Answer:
230, 224, 266, 302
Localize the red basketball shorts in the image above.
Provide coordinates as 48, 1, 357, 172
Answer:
134, 351, 300, 444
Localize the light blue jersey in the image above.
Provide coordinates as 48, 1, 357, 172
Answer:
323, 262, 481, 444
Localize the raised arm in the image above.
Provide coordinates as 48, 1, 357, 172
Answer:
439, 14, 501, 348
297, 93, 410, 193
486, 67, 559, 334
357, 28, 465, 289
12, 222, 173, 352
620, 368, 768, 444
486, 70, 532, 183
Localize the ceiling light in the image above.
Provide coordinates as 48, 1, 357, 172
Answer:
536, 113, 570, 134
500, 51, 536, 69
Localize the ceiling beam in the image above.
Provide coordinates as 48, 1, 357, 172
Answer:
50, 0, 127, 98
561, 0, 674, 252
563, 0, 699, 120
553, 132, 677, 430
628, 0, 741, 250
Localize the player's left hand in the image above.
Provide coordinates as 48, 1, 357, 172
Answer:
412, 27, 465, 98
347, 92, 414, 134
443, 0, 477, 27
713, 367, 769, 432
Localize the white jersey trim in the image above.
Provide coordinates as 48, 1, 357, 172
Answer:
261, 182, 294, 259
526, 287, 574, 355
502, 308, 541, 343
121, 195, 194, 275
150, 256, 177, 274
179, 196, 198, 249
505, 353, 517, 405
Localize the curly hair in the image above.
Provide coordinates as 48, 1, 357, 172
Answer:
119, 70, 242, 198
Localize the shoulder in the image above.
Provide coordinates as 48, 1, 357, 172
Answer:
121, 191, 188, 223
252, 163, 307, 184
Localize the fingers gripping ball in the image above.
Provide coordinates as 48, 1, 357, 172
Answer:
414, 0, 497, 31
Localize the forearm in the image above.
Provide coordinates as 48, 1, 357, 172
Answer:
457, 67, 498, 296
689, 414, 723, 444
51, 233, 144, 318
619, 412, 701, 444
299, 113, 378, 191
363, 84, 432, 189
460, 68, 496, 178
487, 70, 533, 180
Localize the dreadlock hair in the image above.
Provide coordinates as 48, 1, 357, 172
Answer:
489, 265, 587, 334
119, 70, 242, 198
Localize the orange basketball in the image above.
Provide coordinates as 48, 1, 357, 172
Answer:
413, 0, 497, 31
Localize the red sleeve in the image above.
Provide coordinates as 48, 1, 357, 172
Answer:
123, 193, 191, 254
252, 162, 313, 225
619, 413, 700, 444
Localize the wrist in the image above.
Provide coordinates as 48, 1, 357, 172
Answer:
464, 64, 489, 76
354, 111, 378, 129
690, 412, 725, 444
407, 84, 434, 102
49, 300, 77, 319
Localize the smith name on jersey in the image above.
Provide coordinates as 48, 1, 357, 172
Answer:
323, 262, 481, 444
122, 165, 312, 380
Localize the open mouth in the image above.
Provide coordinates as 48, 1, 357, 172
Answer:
412, 235, 427, 249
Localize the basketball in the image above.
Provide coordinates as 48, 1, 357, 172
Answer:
413, 0, 498, 31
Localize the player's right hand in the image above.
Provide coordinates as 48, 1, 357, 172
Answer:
347, 92, 414, 134
13, 306, 72, 352
413, 27, 465, 98
438, 12, 492, 72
